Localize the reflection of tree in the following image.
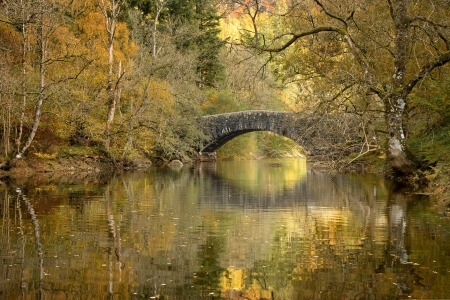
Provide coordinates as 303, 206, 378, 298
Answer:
244, 226, 296, 299
15, 193, 26, 299
104, 184, 124, 299
18, 189, 45, 299
237, 172, 395, 299
373, 189, 414, 296
212, 158, 307, 194
189, 235, 226, 298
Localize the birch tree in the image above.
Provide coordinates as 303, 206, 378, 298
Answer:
0, 0, 89, 168
98, 0, 126, 150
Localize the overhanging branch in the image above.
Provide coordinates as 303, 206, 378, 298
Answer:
259, 27, 343, 52
404, 50, 450, 96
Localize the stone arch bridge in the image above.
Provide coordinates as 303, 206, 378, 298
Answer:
197, 110, 361, 161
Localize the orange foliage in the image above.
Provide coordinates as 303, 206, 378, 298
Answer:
69, 0, 138, 95
0, 24, 21, 64
72, 0, 137, 64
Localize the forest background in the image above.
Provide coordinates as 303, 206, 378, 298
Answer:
0, 0, 449, 204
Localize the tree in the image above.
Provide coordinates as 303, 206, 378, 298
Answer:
0, 20, 21, 157
126, 0, 226, 88
235, 0, 450, 180
98, 0, 127, 150
194, 0, 226, 87
121, 2, 208, 161
0, 0, 90, 168
56, 0, 137, 154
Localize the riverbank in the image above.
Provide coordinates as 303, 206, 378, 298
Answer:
1, 149, 449, 214
0, 153, 152, 183
409, 125, 450, 211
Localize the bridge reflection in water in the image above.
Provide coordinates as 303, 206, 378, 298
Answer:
1, 158, 447, 299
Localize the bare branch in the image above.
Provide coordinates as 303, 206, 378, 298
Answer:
404, 50, 450, 95
260, 26, 343, 52
410, 16, 449, 29
387, 0, 396, 24
313, 0, 352, 28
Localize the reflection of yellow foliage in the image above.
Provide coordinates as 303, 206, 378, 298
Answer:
221, 267, 244, 292
217, 158, 307, 193
220, 267, 275, 300
244, 280, 274, 300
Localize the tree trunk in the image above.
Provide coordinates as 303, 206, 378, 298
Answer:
385, 0, 416, 178
104, 14, 116, 151
384, 94, 415, 176
100, 0, 122, 151
17, 0, 47, 158
16, 0, 30, 154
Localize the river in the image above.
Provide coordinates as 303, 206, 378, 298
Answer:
1, 157, 450, 299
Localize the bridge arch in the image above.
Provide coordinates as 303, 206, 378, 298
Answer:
198, 111, 310, 160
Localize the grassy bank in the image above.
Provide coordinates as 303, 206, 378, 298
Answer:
0, 144, 152, 180
410, 125, 450, 209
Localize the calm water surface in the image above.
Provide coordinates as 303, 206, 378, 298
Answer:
1, 158, 450, 299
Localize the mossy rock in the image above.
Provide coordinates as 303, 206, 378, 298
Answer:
168, 160, 183, 168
